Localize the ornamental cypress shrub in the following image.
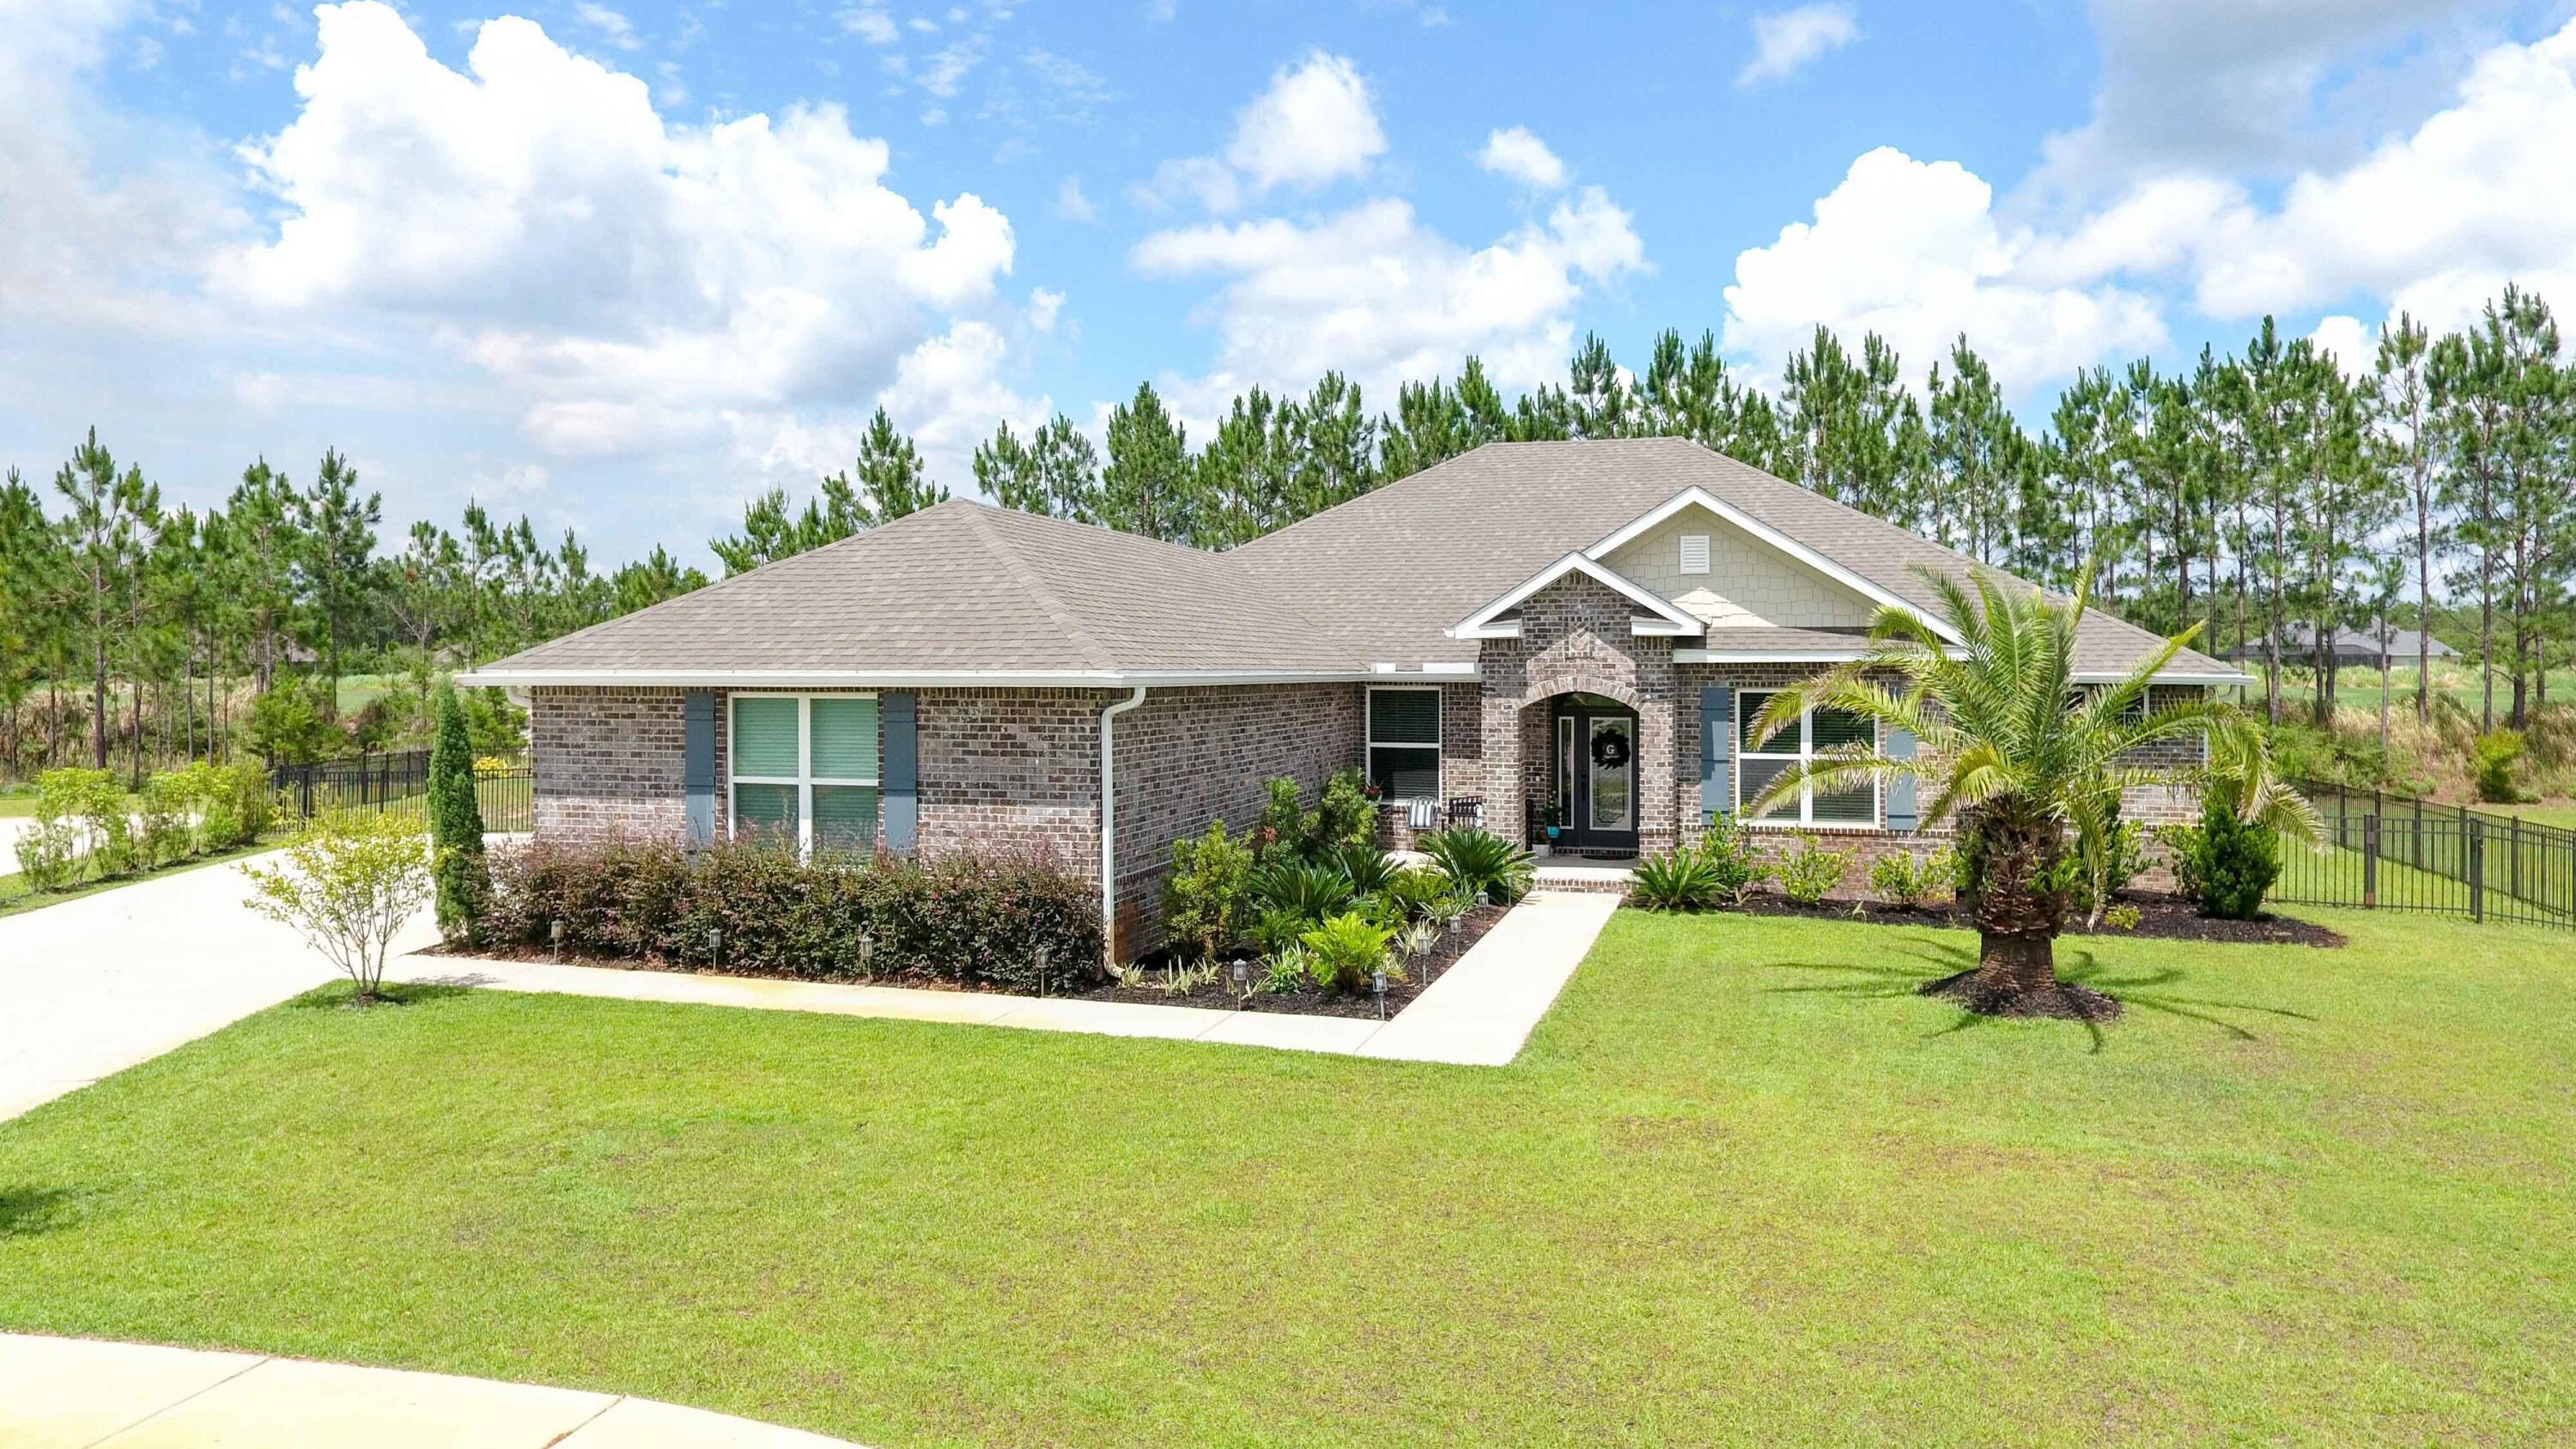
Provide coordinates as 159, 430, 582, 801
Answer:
2175, 786, 2281, 921
428, 679, 489, 943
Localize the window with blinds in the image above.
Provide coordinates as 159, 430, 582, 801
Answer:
1365, 687, 1441, 804
1737, 691, 1877, 827
730, 694, 882, 855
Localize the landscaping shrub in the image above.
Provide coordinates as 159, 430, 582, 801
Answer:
1417, 825, 1534, 904
2472, 729, 2525, 803
1162, 819, 1254, 962
1251, 859, 1356, 925
1313, 767, 1377, 853
9, 814, 80, 892
1696, 813, 1770, 906
1867, 846, 1954, 908
428, 680, 489, 945
1630, 845, 1722, 910
134, 773, 192, 868
1256, 776, 1306, 859
1328, 842, 1400, 897
1773, 833, 1852, 906
1299, 910, 1394, 995
482, 837, 1100, 992
197, 762, 273, 849
2173, 787, 2281, 921
1261, 944, 1313, 994
40, 768, 137, 880
243, 809, 435, 1003
1382, 866, 1452, 921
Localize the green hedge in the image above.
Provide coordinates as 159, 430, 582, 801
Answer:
485, 837, 1099, 992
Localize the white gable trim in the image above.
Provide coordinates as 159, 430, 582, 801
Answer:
1449, 551, 1706, 640
1585, 488, 1965, 645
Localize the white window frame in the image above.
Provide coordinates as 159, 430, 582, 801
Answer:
728, 691, 881, 856
1365, 685, 1443, 806
1735, 690, 1879, 830
1679, 533, 1710, 575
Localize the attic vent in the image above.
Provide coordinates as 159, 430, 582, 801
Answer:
1679, 533, 1710, 575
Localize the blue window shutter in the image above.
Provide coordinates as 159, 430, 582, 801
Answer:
882, 692, 918, 852
1887, 726, 1918, 831
683, 691, 716, 847
1699, 686, 1732, 828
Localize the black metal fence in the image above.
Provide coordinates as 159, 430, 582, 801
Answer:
2275, 780, 2575, 928
270, 749, 533, 834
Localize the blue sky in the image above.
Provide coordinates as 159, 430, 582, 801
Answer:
5, 0, 2573, 567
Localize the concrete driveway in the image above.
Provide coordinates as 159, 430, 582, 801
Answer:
0, 853, 440, 1121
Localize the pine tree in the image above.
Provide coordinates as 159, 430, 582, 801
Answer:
297, 447, 380, 703
428, 678, 487, 944
1102, 382, 1192, 541
848, 406, 947, 521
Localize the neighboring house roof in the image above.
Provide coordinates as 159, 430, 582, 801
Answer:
468, 436, 2240, 686
2220, 624, 2456, 661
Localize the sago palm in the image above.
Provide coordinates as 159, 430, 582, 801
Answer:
1744, 563, 2314, 1020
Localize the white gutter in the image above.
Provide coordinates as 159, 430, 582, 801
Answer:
1097, 685, 1148, 972
456, 667, 1480, 689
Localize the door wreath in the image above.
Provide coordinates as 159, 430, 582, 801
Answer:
1588, 729, 1631, 770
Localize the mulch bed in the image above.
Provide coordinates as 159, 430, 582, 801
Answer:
1074, 903, 1512, 1019
1721, 890, 2347, 947
1918, 970, 2125, 1022
415, 902, 1515, 1020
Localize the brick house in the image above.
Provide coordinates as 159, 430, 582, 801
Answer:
464, 438, 2245, 958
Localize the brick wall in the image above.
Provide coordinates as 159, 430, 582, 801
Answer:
531, 686, 695, 843
1111, 683, 1363, 952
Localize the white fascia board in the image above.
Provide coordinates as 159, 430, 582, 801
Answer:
459, 667, 1483, 689
1675, 648, 1871, 664
1449, 551, 1704, 639
2073, 669, 2254, 686
1585, 488, 1965, 646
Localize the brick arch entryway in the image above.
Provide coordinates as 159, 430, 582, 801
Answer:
1534, 692, 1642, 855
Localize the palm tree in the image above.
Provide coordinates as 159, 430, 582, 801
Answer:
1745, 562, 2315, 1020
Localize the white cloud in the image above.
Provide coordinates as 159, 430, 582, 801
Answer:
2309, 315, 2377, 377
217, 2, 1022, 466
917, 33, 988, 97
1054, 174, 1096, 222
1029, 287, 1065, 331
1738, 3, 1860, 87
1477, 125, 1566, 190
2037, 0, 2492, 192
1720, 147, 2166, 393
2026, 17, 2576, 339
1225, 51, 1386, 191
1132, 51, 1385, 214
838, 7, 899, 44
572, 3, 639, 51
1132, 186, 1646, 417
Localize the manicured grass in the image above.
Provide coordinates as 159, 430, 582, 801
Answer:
0, 795, 33, 819
2, 910, 2572, 1442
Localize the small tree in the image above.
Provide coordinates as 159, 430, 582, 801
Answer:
244, 809, 436, 1004
428, 679, 489, 943
1162, 819, 1254, 962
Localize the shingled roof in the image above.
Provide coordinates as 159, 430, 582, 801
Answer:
470, 437, 2239, 684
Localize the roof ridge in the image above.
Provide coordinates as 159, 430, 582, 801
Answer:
959, 500, 1118, 673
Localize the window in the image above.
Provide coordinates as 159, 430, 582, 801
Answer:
730, 693, 881, 854
1736, 691, 1877, 826
1366, 688, 1441, 804
1679, 533, 1710, 575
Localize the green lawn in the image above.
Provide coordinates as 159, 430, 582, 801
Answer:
2, 909, 2571, 1443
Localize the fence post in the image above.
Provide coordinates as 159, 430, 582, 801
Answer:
2510, 816, 2521, 906
2469, 827, 2485, 923
2362, 814, 2379, 910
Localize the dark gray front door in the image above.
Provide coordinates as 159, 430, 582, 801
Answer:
1552, 697, 1639, 855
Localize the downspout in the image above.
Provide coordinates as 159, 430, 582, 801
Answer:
1098, 685, 1149, 972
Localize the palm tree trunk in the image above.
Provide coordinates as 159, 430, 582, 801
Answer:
1974, 929, 2058, 994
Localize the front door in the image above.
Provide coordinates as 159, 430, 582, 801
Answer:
1552, 696, 1639, 855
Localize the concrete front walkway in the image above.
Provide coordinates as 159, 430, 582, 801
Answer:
0, 1333, 854, 1447
396, 890, 1620, 1066
0, 853, 448, 1122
